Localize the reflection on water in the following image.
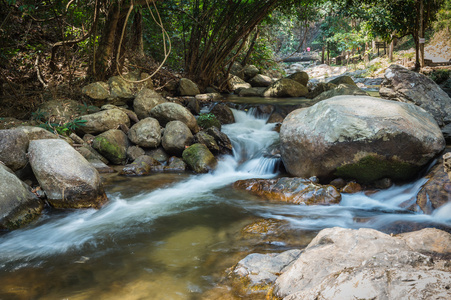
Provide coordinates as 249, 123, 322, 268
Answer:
0, 108, 449, 299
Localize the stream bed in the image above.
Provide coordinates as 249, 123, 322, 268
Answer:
0, 109, 450, 299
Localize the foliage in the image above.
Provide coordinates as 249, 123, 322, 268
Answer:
38, 118, 87, 136
78, 102, 99, 115
31, 109, 47, 122
428, 69, 451, 84
433, 0, 451, 32
197, 113, 221, 130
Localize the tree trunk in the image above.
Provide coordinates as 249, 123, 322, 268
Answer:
241, 27, 259, 66
130, 9, 144, 57
419, 0, 425, 68
389, 37, 394, 62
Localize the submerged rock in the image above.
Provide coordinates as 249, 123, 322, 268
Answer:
233, 177, 341, 205
273, 227, 451, 300
206, 127, 233, 155
28, 139, 107, 209
0, 163, 43, 230
280, 96, 445, 183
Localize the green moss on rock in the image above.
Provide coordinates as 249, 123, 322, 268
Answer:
334, 155, 420, 184
93, 136, 126, 165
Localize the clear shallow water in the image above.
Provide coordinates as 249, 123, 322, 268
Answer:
0, 109, 450, 299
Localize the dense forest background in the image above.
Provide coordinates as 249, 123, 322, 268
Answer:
1, 0, 450, 117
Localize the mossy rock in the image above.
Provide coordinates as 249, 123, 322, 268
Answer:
92, 131, 127, 165
182, 143, 217, 173
334, 155, 420, 184
197, 113, 221, 130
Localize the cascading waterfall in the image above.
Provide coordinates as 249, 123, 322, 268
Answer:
0, 107, 450, 299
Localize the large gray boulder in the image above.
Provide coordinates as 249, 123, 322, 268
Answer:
133, 88, 167, 120
210, 103, 235, 125
108, 75, 134, 105
128, 117, 161, 148
28, 139, 107, 209
263, 78, 308, 98
0, 129, 29, 171
178, 78, 200, 96
228, 75, 251, 92
0, 163, 43, 230
80, 109, 130, 134
380, 64, 451, 126
328, 75, 357, 86
92, 129, 129, 165
162, 121, 193, 156
274, 227, 451, 300
280, 96, 445, 183
243, 64, 260, 81
151, 102, 199, 133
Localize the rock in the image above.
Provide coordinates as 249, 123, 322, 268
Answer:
441, 123, 451, 144
92, 129, 129, 165
162, 121, 193, 156
228, 75, 251, 93
89, 159, 114, 173
17, 126, 59, 140
80, 109, 130, 135
280, 96, 445, 183
274, 227, 451, 300
108, 75, 134, 105
133, 88, 167, 120
183, 97, 200, 115
0, 163, 43, 230
146, 147, 170, 163
128, 117, 161, 148
120, 155, 162, 176
195, 131, 220, 154
151, 102, 199, 133
312, 83, 368, 101
243, 64, 260, 81
178, 78, 200, 96
182, 143, 217, 173
82, 82, 110, 100
206, 127, 233, 155
267, 112, 284, 124
101, 104, 139, 123
380, 64, 451, 126
28, 139, 107, 209
444, 152, 451, 181
232, 249, 302, 293
210, 103, 235, 125
263, 78, 308, 98
229, 61, 244, 78
0, 129, 30, 172
37, 99, 82, 123
341, 181, 362, 193
165, 156, 187, 171
287, 71, 309, 86
248, 74, 273, 87
306, 82, 337, 99
127, 145, 145, 161
328, 75, 357, 86
75, 145, 109, 164
238, 87, 267, 97
195, 93, 222, 102
416, 163, 451, 214
233, 177, 341, 205
197, 113, 221, 130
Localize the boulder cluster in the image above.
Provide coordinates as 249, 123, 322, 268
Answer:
0, 73, 235, 230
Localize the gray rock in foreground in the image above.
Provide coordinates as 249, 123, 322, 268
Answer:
274, 227, 451, 300
28, 139, 108, 209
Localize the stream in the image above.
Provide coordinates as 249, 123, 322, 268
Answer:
1, 108, 451, 299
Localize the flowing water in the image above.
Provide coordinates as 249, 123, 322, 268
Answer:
0, 109, 450, 299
